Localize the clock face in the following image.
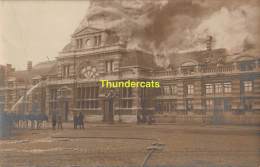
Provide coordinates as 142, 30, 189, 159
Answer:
80, 65, 98, 79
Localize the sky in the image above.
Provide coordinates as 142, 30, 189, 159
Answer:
0, 0, 90, 70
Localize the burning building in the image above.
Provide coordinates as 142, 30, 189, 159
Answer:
0, 0, 260, 125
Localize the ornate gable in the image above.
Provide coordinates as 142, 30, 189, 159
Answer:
72, 26, 104, 37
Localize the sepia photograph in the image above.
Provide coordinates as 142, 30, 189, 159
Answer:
0, 0, 260, 166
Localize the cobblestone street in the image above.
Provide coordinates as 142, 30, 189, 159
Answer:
0, 123, 259, 167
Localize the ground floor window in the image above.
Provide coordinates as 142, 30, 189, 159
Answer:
0, 95, 5, 112
76, 87, 99, 109
224, 99, 232, 112
119, 99, 132, 109
119, 88, 132, 109
241, 98, 253, 111
156, 100, 176, 113
205, 99, 213, 111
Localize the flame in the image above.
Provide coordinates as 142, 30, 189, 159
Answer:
77, 0, 260, 67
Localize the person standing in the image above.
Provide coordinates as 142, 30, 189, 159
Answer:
52, 113, 57, 130
73, 113, 78, 129
57, 114, 63, 129
43, 114, 48, 129
78, 112, 84, 129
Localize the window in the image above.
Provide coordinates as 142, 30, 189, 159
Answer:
170, 85, 177, 95
63, 65, 70, 78
112, 61, 117, 72
205, 84, 213, 94
50, 89, 57, 100
164, 101, 175, 112
94, 35, 102, 46
164, 86, 170, 95
224, 99, 232, 112
205, 99, 213, 111
161, 85, 176, 95
119, 88, 132, 108
215, 83, 222, 94
243, 81, 253, 93
242, 98, 252, 111
239, 61, 255, 71
224, 82, 232, 93
0, 95, 5, 112
157, 101, 175, 113
77, 87, 99, 109
77, 38, 83, 49
187, 84, 194, 95
49, 88, 58, 114
98, 35, 101, 45
105, 60, 114, 73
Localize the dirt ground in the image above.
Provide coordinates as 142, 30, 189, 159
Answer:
0, 123, 259, 167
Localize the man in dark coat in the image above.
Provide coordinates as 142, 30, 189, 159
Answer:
73, 113, 78, 129
78, 112, 85, 129
52, 113, 57, 130
57, 114, 63, 129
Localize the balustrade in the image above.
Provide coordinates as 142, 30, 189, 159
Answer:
153, 61, 258, 78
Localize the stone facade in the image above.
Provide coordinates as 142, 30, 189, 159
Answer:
0, 26, 260, 125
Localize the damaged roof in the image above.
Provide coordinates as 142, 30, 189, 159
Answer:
14, 61, 58, 82
121, 49, 161, 70
167, 48, 229, 68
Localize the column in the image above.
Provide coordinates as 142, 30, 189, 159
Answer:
176, 80, 185, 113
193, 80, 203, 114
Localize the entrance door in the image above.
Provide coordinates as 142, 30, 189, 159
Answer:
213, 98, 224, 124
214, 98, 223, 112
104, 98, 114, 123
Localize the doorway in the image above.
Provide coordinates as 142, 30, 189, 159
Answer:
103, 98, 114, 123
213, 98, 224, 124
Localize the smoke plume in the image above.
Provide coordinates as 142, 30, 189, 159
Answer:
78, 0, 260, 66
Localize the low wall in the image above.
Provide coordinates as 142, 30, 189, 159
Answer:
84, 113, 260, 125
115, 115, 137, 123
154, 113, 260, 125
85, 115, 137, 123
86, 115, 103, 123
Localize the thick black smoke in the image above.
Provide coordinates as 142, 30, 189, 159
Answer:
78, 0, 260, 66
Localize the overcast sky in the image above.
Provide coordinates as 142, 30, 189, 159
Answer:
0, 1, 90, 70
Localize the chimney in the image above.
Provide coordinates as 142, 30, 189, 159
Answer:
206, 35, 213, 51
27, 61, 32, 71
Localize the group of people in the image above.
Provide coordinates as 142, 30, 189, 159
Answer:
51, 112, 85, 130
0, 112, 49, 138
73, 112, 85, 129
12, 113, 48, 129
51, 114, 63, 130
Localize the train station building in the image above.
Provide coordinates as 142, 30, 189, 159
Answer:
1, 26, 260, 125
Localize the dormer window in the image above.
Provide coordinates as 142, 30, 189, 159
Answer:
76, 38, 83, 49
94, 35, 102, 46
63, 65, 70, 78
